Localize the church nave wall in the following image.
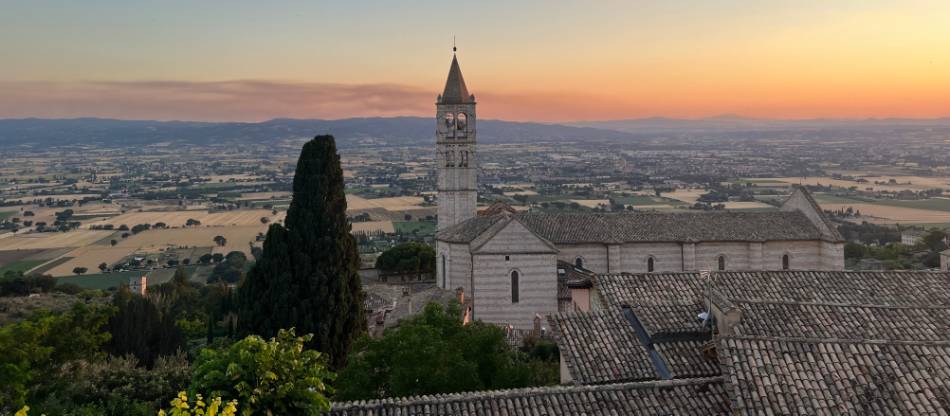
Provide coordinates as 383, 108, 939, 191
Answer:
556, 244, 608, 273
471, 253, 558, 330
619, 243, 683, 272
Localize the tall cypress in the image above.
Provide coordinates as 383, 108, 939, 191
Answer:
237, 135, 365, 369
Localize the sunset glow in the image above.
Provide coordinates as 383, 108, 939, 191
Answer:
2, 1, 949, 121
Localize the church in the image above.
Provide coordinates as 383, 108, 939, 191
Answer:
432, 50, 845, 329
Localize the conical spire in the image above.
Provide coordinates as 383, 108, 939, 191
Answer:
441, 53, 473, 104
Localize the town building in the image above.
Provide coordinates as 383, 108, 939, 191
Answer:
330, 270, 950, 414
432, 51, 845, 330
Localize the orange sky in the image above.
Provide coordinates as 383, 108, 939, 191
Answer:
1, 1, 949, 121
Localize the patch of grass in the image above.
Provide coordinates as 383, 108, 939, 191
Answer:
394, 221, 436, 236
0, 211, 16, 220
0, 259, 49, 275
29, 257, 72, 275
812, 193, 871, 204
54, 265, 200, 290
873, 198, 950, 213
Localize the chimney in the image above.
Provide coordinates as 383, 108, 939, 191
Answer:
456, 286, 465, 304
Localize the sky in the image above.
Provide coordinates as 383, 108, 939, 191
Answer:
1, 0, 949, 122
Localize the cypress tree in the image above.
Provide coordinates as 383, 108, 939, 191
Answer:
237, 135, 365, 369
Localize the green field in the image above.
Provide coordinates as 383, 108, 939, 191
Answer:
55, 265, 203, 289
394, 220, 436, 236
0, 260, 49, 275
812, 193, 872, 204
813, 193, 950, 213
873, 198, 950, 212
610, 194, 681, 206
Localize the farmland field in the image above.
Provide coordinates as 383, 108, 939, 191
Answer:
570, 199, 609, 209
0, 230, 113, 250
88, 209, 283, 228
393, 221, 436, 236
0, 260, 49, 275
44, 246, 138, 276
346, 195, 426, 212
113, 225, 266, 257
663, 189, 706, 204
758, 176, 950, 193
351, 221, 396, 234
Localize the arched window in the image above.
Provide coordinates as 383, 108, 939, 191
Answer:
441, 255, 447, 287
718, 255, 726, 271
647, 256, 655, 273
574, 257, 584, 269
445, 150, 455, 167
443, 113, 455, 132
460, 150, 468, 167
510, 270, 520, 303
782, 254, 790, 270
456, 113, 467, 130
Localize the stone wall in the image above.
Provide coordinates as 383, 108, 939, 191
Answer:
472, 252, 558, 329
557, 244, 607, 272
437, 241, 472, 292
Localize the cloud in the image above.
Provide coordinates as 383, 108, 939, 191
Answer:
0, 80, 436, 121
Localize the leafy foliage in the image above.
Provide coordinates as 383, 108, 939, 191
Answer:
32, 353, 191, 416
190, 329, 333, 415
158, 392, 237, 416
237, 135, 365, 369
0, 303, 112, 411
375, 242, 435, 274
335, 302, 559, 401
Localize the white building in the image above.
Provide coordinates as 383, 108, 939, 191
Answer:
432, 51, 845, 330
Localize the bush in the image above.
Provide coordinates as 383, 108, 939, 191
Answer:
335, 302, 558, 401
375, 242, 435, 274
190, 329, 333, 415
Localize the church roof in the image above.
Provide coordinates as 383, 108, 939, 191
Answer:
439, 54, 474, 104
437, 210, 825, 244
328, 377, 730, 415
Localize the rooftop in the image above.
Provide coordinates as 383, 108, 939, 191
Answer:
437, 210, 828, 244
328, 377, 729, 416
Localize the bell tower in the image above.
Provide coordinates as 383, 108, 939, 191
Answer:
436, 47, 477, 230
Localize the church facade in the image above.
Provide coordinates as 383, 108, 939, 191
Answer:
432, 51, 845, 329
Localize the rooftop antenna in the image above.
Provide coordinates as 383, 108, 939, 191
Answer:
453, 36, 456, 53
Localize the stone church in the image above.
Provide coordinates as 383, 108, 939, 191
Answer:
433, 51, 845, 329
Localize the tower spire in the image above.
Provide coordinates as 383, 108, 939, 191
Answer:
453, 36, 456, 53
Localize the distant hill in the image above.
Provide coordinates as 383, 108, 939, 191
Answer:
570, 116, 950, 134
0, 117, 639, 148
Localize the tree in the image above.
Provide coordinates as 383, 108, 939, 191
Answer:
260, 216, 269, 224
211, 253, 224, 263
335, 302, 558, 401
375, 242, 435, 274
190, 329, 332, 415
198, 253, 213, 264
921, 229, 948, 252
105, 288, 184, 368
208, 251, 247, 284
73, 267, 88, 275
98, 262, 109, 272
110, 239, 118, 246
237, 135, 365, 369
0, 303, 112, 410
213, 235, 227, 247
